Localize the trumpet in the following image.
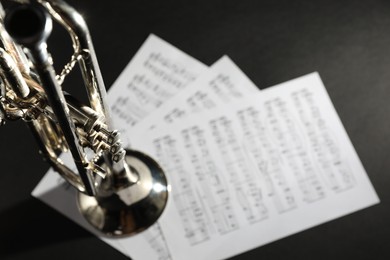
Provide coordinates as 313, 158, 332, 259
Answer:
0, 0, 169, 237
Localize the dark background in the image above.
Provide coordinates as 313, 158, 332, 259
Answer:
1, 0, 389, 259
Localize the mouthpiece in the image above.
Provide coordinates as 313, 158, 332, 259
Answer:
4, 4, 52, 48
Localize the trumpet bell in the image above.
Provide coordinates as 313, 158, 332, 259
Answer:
77, 150, 169, 237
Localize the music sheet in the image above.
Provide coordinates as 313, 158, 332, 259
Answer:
128, 72, 379, 260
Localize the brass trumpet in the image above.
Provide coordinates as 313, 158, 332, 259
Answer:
0, 0, 169, 237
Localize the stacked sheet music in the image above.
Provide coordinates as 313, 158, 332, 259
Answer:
32, 34, 379, 260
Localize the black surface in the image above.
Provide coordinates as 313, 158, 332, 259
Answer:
1, 0, 389, 259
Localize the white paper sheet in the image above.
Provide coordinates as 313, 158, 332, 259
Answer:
129, 72, 380, 260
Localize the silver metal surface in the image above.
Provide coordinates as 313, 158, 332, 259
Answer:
78, 150, 169, 237
0, 0, 168, 237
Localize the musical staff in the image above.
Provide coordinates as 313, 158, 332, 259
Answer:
182, 127, 239, 235
265, 98, 325, 203
237, 107, 296, 213
144, 52, 197, 87
153, 136, 210, 245
209, 74, 244, 102
292, 89, 355, 192
210, 117, 268, 223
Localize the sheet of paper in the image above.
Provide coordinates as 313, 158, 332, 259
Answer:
129, 72, 380, 260
107, 33, 207, 144
32, 34, 208, 260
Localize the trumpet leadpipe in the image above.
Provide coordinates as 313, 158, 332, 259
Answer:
5, 3, 96, 196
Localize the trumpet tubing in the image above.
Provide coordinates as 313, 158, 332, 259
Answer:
0, 0, 168, 237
